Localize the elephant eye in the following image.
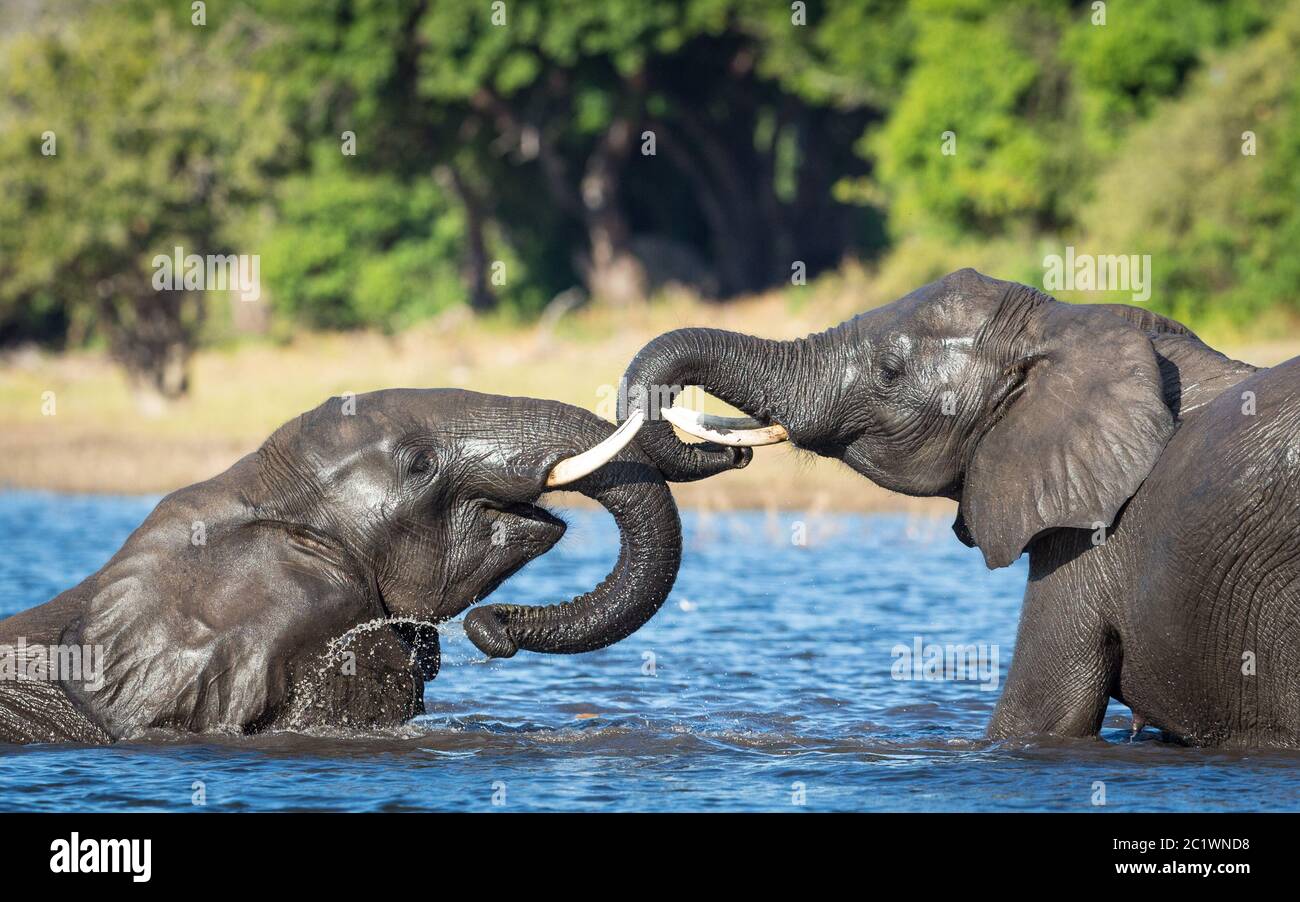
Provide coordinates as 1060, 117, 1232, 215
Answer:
879, 354, 905, 385
409, 450, 436, 477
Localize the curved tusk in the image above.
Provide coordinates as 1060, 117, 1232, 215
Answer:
546, 408, 645, 487
660, 407, 789, 447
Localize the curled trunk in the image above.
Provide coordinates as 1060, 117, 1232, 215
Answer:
618, 327, 818, 482
464, 439, 681, 657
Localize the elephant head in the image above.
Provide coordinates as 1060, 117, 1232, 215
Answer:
620, 268, 1176, 568
258, 389, 680, 657
48, 389, 677, 738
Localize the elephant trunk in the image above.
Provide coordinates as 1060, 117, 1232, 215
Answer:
463, 447, 681, 657
618, 328, 820, 481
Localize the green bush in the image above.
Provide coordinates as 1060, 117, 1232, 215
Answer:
256, 153, 464, 331
869, 1, 1065, 236
1079, 2, 1300, 331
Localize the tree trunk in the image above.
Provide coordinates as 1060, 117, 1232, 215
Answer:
579, 118, 645, 306
440, 163, 497, 313
101, 284, 201, 409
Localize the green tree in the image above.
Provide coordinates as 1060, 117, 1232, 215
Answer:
864, 0, 1274, 242
866, 0, 1077, 237
414, 0, 883, 300
3, 0, 1295, 390
246, 0, 557, 315
0, 3, 291, 398
1080, 1, 1300, 330
1063, 0, 1272, 150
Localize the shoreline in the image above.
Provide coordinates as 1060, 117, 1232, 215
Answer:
3, 289, 1296, 509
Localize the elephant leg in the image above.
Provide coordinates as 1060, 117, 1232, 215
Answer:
987, 584, 1120, 740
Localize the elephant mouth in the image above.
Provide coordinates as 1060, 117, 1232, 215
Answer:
374, 501, 567, 626
460, 500, 567, 609
487, 499, 567, 538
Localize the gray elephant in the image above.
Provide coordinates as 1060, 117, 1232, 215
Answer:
0, 390, 677, 744
619, 268, 1300, 748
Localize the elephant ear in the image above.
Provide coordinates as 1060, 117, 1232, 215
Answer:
958, 293, 1175, 569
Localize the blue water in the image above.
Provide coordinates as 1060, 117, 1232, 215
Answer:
1, 490, 1298, 812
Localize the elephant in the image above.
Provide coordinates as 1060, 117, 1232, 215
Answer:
0, 390, 679, 744
618, 267, 1300, 748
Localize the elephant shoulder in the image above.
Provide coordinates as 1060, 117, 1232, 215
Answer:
1148, 333, 1259, 421
69, 522, 376, 737
1093, 303, 1196, 337
1135, 361, 1300, 547
1093, 302, 1258, 420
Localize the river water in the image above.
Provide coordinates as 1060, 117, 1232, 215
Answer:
2, 490, 1297, 811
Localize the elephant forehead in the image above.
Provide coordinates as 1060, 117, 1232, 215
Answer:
457, 433, 530, 465
848, 299, 982, 349
850, 280, 1002, 342
933, 267, 1010, 299
905, 269, 1015, 328
280, 404, 396, 460
912, 291, 999, 335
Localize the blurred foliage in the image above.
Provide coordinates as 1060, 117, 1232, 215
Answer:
253, 150, 463, 331
1080, 0, 1300, 332
0, 0, 1296, 394
870, 0, 1065, 232
0, 1, 292, 394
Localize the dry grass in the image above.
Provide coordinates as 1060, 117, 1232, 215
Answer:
2, 266, 1295, 513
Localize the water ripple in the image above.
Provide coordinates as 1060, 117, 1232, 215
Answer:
1, 493, 1299, 811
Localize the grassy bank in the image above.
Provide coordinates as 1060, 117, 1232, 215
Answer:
3, 267, 1297, 511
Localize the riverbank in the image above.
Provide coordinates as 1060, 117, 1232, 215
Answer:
3, 274, 1296, 511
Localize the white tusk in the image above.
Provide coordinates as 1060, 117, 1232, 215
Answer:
660, 407, 789, 447
546, 408, 645, 487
